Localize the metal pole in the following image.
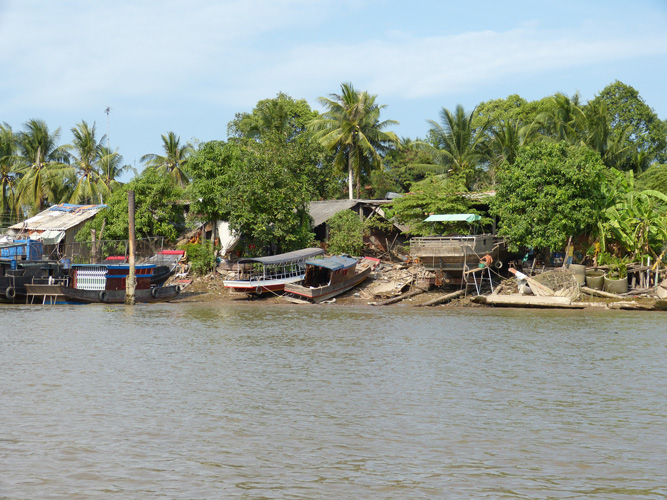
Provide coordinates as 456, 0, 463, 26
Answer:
125, 190, 136, 305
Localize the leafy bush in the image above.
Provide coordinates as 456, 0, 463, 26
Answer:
327, 210, 364, 256
184, 241, 217, 276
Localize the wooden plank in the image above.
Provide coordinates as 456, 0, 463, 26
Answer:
416, 289, 464, 307
580, 286, 623, 299
372, 287, 428, 306
477, 294, 583, 308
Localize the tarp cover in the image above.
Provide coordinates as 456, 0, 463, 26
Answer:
238, 248, 324, 265
304, 255, 357, 271
424, 214, 481, 223
39, 229, 66, 245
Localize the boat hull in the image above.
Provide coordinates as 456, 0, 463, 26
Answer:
285, 266, 373, 303
61, 284, 181, 304
223, 275, 305, 294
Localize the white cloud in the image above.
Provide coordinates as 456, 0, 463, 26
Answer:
1, 0, 665, 115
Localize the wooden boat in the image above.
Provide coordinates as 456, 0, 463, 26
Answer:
409, 214, 500, 285
223, 247, 325, 294
60, 263, 180, 304
284, 255, 380, 303
0, 258, 69, 302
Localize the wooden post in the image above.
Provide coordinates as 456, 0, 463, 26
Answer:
125, 190, 136, 305
91, 229, 97, 263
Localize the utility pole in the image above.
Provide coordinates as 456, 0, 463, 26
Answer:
104, 106, 111, 151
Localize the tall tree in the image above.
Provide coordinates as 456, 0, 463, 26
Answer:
140, 131, 193, 186
228, 92, 318, 144
491, 141, 606, 252
16, 119, 67, 213
309, 83, 399, 199
589, 81, 667, 170
63, 120, 110, 204
426, 105, 488, 190
98, 145, 135, 192
0, 124, 21, 221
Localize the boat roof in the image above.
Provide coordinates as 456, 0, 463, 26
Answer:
424, 214, 481, 223
305, 255, 357, 270
238, 247, 324, 265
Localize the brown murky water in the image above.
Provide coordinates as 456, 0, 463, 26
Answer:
1, 303, 666, 499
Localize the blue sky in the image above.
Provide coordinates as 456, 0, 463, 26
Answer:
1, 0, 666, 180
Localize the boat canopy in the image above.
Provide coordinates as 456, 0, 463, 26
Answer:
304, 255, 357, 271
424, 214, 481, 223
237, 247, 324, 265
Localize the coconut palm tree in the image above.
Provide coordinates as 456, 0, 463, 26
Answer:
140, 132, 193, 186
16, 119, 68, 213
426, 105, 489, 190
63, 120, 110, 204
0, 123, 21, 222
98, 145, 135, 193
309, 83, 399, 199
537, 92, 586, 144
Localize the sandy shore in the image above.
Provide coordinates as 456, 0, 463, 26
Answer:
170, 272, 480, 308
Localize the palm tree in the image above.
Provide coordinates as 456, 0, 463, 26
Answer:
0, 123, 21, 222
140, 132, 193, 186
98, 145, 135, 193
483, 119, 536, 172
536, 92, 586, 143
63, 120, 109, 204
309, 83, 399, 199
426, 105, 488, 190
16, 119, 68, 213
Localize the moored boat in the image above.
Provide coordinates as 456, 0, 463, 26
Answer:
60, 263, 180, 304
284, 255, 380, 303
0, 258, 69, 303
223, 247, 325, 294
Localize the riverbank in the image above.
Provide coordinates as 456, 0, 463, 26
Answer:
170, 260, 666, 311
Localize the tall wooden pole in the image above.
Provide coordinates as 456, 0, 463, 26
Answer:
125, 190, 136, 305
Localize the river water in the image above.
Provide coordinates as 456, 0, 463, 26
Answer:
1, 302, 666, 499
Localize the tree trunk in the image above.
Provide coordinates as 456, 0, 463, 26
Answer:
347, 157, 354, 200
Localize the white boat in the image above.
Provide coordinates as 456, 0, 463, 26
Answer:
223, 247, 325, 294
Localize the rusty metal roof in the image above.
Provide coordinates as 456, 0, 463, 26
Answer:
9, 203, 106, 232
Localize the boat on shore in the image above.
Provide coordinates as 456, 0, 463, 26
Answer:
60, 263, 180, 304
223, 248, 325, 294
409, 214, 501, 285
284, 255, 380, 303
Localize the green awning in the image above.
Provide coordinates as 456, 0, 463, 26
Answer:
424, 214, 481, 223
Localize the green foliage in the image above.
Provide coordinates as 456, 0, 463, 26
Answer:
77, 168, 186, 242
387, 175, 474, 236
590, 81, 667, 167
183, 241, 217, 276
310, 82, 399, 199
227, 92, 319, 144
189, 139, 320, 255
491, 142, 606, 252
637, 164, 667, 194
425, 105, 489, 190
326, 209, 365, 256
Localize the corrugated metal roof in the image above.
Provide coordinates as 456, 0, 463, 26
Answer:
308, 200, 359, 227
237, 247, 324, 265
10, 204, 106, 231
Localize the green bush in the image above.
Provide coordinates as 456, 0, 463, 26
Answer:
184, 241, 217, 276
327, 210, 364, 256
